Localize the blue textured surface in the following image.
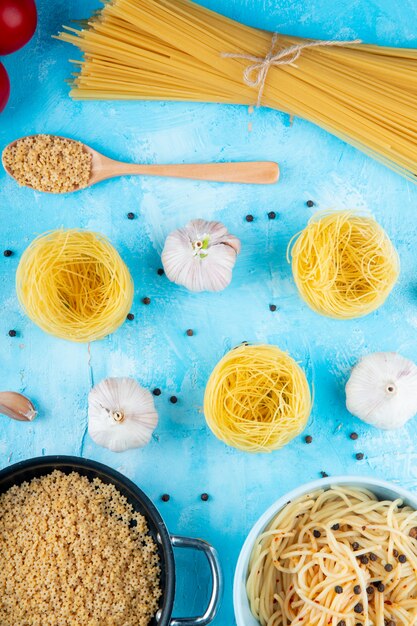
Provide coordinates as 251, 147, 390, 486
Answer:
1, 1, 417, 624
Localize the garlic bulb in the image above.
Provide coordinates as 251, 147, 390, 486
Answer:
88, 377, 158, 452
346, 352, 417, 430
161, 219, 240, 292
0, 391, 37, 421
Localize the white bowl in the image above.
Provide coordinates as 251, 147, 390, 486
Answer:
233, 475, 417, 626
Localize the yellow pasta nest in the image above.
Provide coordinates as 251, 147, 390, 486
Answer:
204, 344, 312, 453
16, 229, 134, 342
289, 211, 399, 319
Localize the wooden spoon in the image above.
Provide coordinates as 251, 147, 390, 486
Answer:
3, 135, 279, 191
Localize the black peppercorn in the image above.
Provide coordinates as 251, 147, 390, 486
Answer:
353, 585, 361, 595
153, 388, 161, 396
157, 268, 164, 276
3, 249, 12, 257
398, 554, 407, 563
354, 603, 363, 613
127, 212, 135, 220
305, 435, 313, 444
355, 452, 364, 460
313, 530, 321, 538
269, 304, 277, 312
245, 214, 254, 222
393, 549, 399, 558
127, 313, 134, 321
359, 555, 369, 565
161, 494, 170, 502
170, 396, 178, 404
186, 329, 194, 336
350, 432, 359, 440
377, 583, 385, 592
337, 621, 346, 626
385, 563, 393, 572
268, 211, 276, 220
369, 553, 377, 561
331, 523, 340, 531
366, 586, 374, 594
201, 493, 209, 501
8, 330, 16, 337
352, 542, 360, 551
334, 585, 343, 594
306, 200, 315, 207
142, 297, 151, 305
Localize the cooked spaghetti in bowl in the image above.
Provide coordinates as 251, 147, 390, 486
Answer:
234, 478, 417, 626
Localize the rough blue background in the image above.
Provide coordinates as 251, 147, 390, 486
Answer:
1, 1, 417, 624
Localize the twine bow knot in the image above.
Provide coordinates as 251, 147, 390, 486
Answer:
222, 34, 361, 107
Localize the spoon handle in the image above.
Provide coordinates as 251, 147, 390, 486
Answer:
108, 161, 279, 184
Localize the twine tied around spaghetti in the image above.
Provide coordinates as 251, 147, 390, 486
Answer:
222, 34, 361, 106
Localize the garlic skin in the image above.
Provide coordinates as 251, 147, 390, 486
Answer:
0, 392, 37, 422
161, 219, 241, 292
88, 377, 158, 452
346, 352, 417, 430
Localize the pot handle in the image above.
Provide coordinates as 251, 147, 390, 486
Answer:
168, 534, 223, 626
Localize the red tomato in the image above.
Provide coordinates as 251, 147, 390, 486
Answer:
0, 63, 10, 112
0, 0, 37, 55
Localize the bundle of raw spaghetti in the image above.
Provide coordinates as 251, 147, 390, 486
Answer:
247, 485, 417, 626
289, 211, 399, 319
204, 344, 311, 453
16, 230, 134, 342
56, 0, 417, 181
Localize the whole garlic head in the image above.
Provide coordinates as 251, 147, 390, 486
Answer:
161, 219, 240, 292
88, 377, 158, 452
346, 352, 417, 430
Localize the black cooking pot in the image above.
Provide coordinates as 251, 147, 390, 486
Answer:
0, 456, 222, 626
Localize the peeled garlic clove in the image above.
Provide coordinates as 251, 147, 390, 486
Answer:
346, 352, 417, 430
0, 392, 37, 421
162, 218, 240, 292
88, 377, 158, 452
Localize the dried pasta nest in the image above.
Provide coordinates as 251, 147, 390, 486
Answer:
289, 211, 399, 319
204, 343, 312, 453
16, 229, 134, 342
